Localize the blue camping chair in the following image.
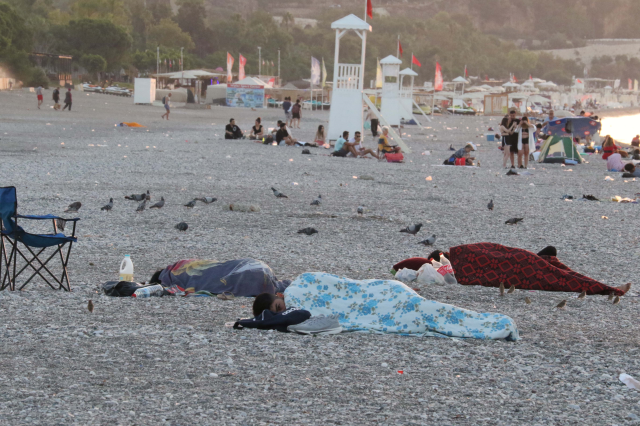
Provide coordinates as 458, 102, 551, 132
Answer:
0, 187, 79, 291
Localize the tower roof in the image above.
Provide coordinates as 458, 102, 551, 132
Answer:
331, 14, 372, 31
380, 55, 402, 65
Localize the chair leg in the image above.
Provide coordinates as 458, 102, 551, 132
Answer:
1, 237, 16, 291
17, 245, 59, 291
56, 242, 72, 291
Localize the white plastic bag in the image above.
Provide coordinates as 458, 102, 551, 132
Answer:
416, 263, 445, 286
395, 268, 417, 284
439, 255, 458, 284
620, 373, 640, 390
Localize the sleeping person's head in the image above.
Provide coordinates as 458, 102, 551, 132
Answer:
624, 163, 636, 173
253, 293, 285, 317
150, 269, 164, 284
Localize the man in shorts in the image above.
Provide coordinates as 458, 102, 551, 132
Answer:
161, 93, 172, 120
378, 127, 402, 154
332, 131, 358, 157
282, 97, 292, 127
36, 86, 43, 109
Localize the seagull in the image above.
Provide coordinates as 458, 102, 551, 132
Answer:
357, 206, 364, 216
297, 227, 318, 236
400, 223, 422, 235
499, 282, 505, 296
507, 285, 516, 294
196, 197, 217, 204
271, 187, 288, 198
149, 197, 165, 209
487, 199, 494, 211
101, 198, 113, 211
184, 199, 197, 208
65, 202, 81, 213
556, 300, 567, 309
418, 234, 437, 246
577, 290, 586, 299
87, 300, 94, 313
136, 200, 146, 212
125, 192, 147, 201
310, 195, 322, 206
175, 222, 188, 231
505, 218, 523, 225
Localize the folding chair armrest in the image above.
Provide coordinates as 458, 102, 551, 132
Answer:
16, 214, 80, 222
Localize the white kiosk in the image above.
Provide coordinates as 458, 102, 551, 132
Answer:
327, 14, 371, 141
379, 55, 403, 126
133, 78, 156, 105
399, 68, 419, 123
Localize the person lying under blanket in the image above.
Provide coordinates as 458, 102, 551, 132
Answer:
149, 258, 290, 297
250, 272, 519, 341
393, 244, 630, 296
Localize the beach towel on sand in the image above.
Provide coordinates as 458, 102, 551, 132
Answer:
284, 272, 519, 340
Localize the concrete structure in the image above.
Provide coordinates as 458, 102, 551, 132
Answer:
379, 55, 403, 126
327, 14, 371, 141
399, 68, 419, 122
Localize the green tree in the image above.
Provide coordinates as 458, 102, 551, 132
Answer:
80, 53, 106, 79
147, 18, 195, 51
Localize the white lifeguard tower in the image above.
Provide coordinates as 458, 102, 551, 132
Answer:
327, 14, 371, 141
399, 68, 419, 123
379, 55, 403, 126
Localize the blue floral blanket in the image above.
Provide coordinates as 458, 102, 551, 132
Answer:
285, 273, 519, 341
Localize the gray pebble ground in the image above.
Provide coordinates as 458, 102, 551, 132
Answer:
1, 89, 639, 425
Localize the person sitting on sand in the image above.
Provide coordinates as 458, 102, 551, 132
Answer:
392, 245, 631, 297
632, 135, 640, 148
314, 125, 330, 148
378, 127, 402, 155
444, 142, 476, 165
225, 118, 245, 140
275, 121, 297, 146
623, 163, 640, 178
350, 131, 379, 159
249, 118, 264, 140
251, 273, 519, 340
331, 131, 356, 157
601, 135, 620, 160
606, 152, 626, 172
149, 258, 290, 297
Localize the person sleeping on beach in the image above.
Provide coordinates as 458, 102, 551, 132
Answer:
392, 244, 630, 296
149, 258, 290, 297
622, 163, 640, 178
250, 272, 519, 341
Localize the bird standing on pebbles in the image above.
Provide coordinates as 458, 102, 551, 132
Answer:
487, 199, 494, 211
499, 282, 505, 296
271, 187, 288, 198
357, 206, 364, 216
310, 195, 322, 206
297, 227, 318, 236
184, 199, 197, 208
136, 200, 146, 212
65, 202, 82, 213
175, 222, 188, 231
400, 223, 422, 235
578, 290, 586, 299
87, 300, 94, 313
196, 197, 217, 204
608, 293, 614, 301
419, 234, 437, 246
505, 218, 523, 225
525, 297, 531, 304
101, 198, 113, 211
149, 197, 165, 209
556, 300, 567, 309
507, 285, 515, 294
613, 296, 620, 305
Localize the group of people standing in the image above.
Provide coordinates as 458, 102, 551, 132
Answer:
282, 97, 302, 129
36, 86, 72, 111
500, 109, 537, 169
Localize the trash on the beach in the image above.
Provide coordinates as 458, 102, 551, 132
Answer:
397, 370, 404, 375
226, 204, 260, 212
620, 374, 640, 391
611, 196, 637, 203
353, 176, 358, 179
395, 268, 417, 283
293, 182, 299, 185
605, 176, 615, 181
562, 195, 574, 200
602, 216, 608, 219
422, 151, 431, 155
564, 169, 573, 172
359, 175, 374, 180
425, 176, 432, 181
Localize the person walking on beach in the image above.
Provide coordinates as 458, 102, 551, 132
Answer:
365, 107, 378, 137
282, 97, 292, 127
52, 87, 60, 110
502, 109, 519, 168
161, 93, 171, 120
62, 88, 72, 111
291, 99, 302, 129
36, 85, 43, 109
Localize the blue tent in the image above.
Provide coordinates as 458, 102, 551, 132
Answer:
542, 117, 601, 138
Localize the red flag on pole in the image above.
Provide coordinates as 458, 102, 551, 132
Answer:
629, 78, 633, 90
411, 54, 421, 67
464, 65, 468, 78
398, 40, 403, 57
367, 0, 373, 19
226, 53, 234, 83
239, 54, 247, 80
529, 74, 532, 80
434, 62, 443, 91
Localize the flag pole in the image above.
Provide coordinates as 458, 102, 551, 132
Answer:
411, 52, 413, 71
364, 0, 367, 21
397, 35, 400, 58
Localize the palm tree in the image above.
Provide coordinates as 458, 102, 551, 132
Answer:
281, 12, 295, 31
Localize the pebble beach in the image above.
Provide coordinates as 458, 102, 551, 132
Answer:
1, 89, 639, 425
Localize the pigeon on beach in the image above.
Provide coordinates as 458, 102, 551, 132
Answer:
184, 199, 197, 208
87, 300, 94, 313
298, 227, 318, 236
175, 222, 188, 231
487, 199, 494, 210
357, 206, 364, 216
400, 223, 422, 235
136, 200, 146, 212
149, 197, 165, 209
505, 218, 523, 225
272, 187, 288, 198
499, 282, 505, 296
101, 198, 113, 211
196, 197, 217, 204
310, 195, 322, 206
65, 202, 81, 213
577, 290, 586, 299
613, 296, 620, 305
556, 300, 567, 309
419, 234, 437, 246
525, 297, 531, 304
507, 285, 515, 294
125, 191, 148, 202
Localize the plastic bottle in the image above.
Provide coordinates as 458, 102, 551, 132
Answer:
119, 255, 134, 282
132, 284, 164, 298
